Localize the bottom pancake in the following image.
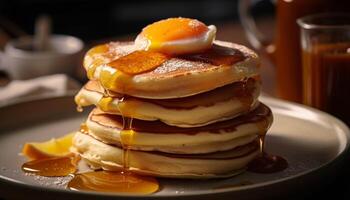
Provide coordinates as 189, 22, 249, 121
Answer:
71, 132, 260, 179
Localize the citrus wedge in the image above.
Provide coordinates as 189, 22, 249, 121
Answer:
22, 132, 75, 160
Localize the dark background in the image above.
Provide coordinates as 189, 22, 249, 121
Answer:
0, 0, 272, 43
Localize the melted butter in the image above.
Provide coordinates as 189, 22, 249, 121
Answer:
22, 156, 77, 177
67, 171, 159, 194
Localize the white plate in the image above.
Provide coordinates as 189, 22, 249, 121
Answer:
0, 94, 349, 199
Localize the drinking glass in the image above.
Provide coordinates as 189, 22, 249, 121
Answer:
298, 13, 350, 125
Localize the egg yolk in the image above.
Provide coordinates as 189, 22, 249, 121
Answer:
141, 18, 208, 48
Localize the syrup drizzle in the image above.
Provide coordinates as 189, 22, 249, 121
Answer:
79, 123, 89, 134
120, 117, 134, 170
67, 96, 159, 194
117, 96, 133, 170
247, 119, 288, 173
76, 105, 83, 112
240, 78, 255, 111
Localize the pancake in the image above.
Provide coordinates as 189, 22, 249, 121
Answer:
75, 77, 260, 127
84, 40, 259, 99
73, 20, 271, 180
71, 132, 260, 178
83, 103, 272, 154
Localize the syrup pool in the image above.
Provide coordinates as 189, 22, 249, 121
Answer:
22, 156, 77, 177
68, 171, 159, 194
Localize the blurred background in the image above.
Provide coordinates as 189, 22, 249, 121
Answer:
0, 0, 273, 43
0, 0, 276, 99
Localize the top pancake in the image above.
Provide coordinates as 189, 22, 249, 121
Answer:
84, 40, 260, 99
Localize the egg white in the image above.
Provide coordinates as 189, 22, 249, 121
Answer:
135, 25, 217, 55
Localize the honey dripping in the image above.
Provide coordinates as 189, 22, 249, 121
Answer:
75, 93, 86, 112
68, 97, 159, 194
247, 118, 288, 173
79, 123, 89, 134
76, 105, 83, 112
120, 116, 133, 170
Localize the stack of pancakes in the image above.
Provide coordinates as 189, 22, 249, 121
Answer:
72, 40, 273, 178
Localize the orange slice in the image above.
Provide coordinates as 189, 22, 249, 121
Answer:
107, 50, 168, 75
22, 132, 75, 160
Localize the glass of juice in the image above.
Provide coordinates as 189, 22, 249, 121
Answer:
298, 13, 350, 125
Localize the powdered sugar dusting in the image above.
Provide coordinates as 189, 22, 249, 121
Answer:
107, 42, 136, 58
151, 58, 210, 75
95, 40, 257, 79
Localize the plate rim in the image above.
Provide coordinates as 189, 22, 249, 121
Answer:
0, 94, 349, 198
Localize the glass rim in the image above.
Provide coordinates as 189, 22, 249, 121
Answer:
297, 13, 350, 30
